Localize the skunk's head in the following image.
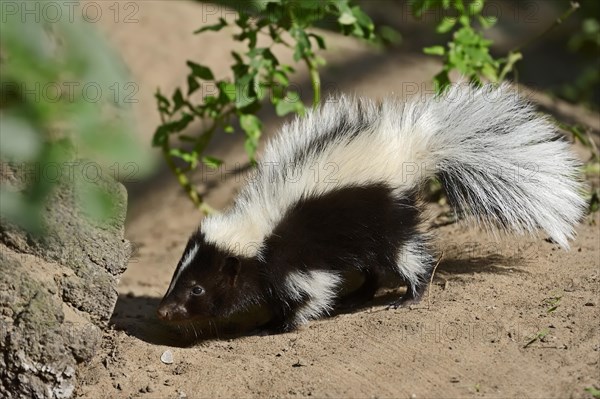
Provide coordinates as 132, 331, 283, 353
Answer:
157, 231, 242, 322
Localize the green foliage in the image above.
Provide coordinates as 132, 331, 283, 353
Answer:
414, 0, 517, 92
0, 3, 150, 232
559, 1, 600, 108
557, 121, 600, 214
153, 0, 378, 209
158, 0, 598, 216
585, 386, 600, 399
544, 295, 562, 313
523, 328, 549, 349
414, 0, 598, 214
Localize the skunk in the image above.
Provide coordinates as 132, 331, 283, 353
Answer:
157, 83, 585, 333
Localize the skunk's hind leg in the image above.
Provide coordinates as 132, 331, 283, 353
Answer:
337, 269, 380, 309
388, 236, 435, 309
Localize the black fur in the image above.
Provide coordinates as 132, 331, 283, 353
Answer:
158, 183, 434, 333
289, 98, 379, 167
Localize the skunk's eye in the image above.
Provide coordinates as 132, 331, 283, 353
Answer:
191, 286, 205, 296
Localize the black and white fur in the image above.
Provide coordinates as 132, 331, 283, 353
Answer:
157, 83, 585, 333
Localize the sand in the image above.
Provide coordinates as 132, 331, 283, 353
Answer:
75, 1, 599, 398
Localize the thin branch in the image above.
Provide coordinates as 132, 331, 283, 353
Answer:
303, 55, 321, 108
427, 251, 444, 309
161, 140, 203, 209
512, 2, 580, 53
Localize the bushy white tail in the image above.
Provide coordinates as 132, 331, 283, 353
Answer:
201, 83, 586, 257
417, 83, 586, 248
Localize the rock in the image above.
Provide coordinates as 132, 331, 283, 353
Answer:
160, 350, 174, 364
0, 161, 130, 398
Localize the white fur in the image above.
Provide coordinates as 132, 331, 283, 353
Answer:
284, 271, 341, 325
396, 238, 435, 295
202, 83, 585, 255
166, 243, 198, 296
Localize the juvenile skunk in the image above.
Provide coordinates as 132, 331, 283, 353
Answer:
157, 84, 585, 333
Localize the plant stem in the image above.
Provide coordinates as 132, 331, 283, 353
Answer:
304, 55, 321, 107
498, 51, 523, 81
157, 110, 203, 208
161, 140, 203, 209
512, 1, 580, 53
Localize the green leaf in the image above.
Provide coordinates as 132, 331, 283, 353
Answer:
275, 96, 305, 116
478, 15, 497, 29
314, 55, 326, 66
218, 81, 236, 101
410, 0, 436, 18
291, 28, 311, 62
268, 25, 282, 42
433, 70, 451, 93
338, 12, 357, 26
187, 61, 214, 80
273, 70, 289, 85
169, 147, 196, 163
309, 33, 326, 50
194, 17, 227, 34
481, 63, 499, 82
244, 136, 259, 162
585, 387, 600, 399
235, 74, 256, 109
262, 48, 279, 65
155, 89, 171, 114
423, 45, 446, 56
245, 29, 258, 49
352, 6, 374, 32
378, 25, 402, 45
155, 89, 170, 108
187, 75, 200, 95
410, 0, 452, 16
436, 17, 457, 33
588, 190, 599, 214
152, 113, 194, 146
240, 113, 262, 161
468, 0, 485, 16
293, 46, 303, 62
499, 51, 522, 80
240, 114, 262, 137
254, 76, 267, 100
201, 156, 223, 169
172, 88, 185, 112
152, 125, 170, 147
523, 329, 549, 348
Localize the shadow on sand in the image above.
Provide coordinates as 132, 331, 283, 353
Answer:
110, 252, 529, 346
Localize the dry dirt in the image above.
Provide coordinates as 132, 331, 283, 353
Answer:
76, 1, 599, 398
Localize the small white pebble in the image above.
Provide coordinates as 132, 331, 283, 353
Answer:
160, 350, 174, 364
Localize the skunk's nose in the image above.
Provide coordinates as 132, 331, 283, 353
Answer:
157, 305, 171, 321
157, 302, 187, 321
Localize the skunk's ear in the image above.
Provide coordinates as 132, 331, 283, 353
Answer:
221, 256, 241, 286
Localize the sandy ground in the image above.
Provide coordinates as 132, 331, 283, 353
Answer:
75, 1, 600, 398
